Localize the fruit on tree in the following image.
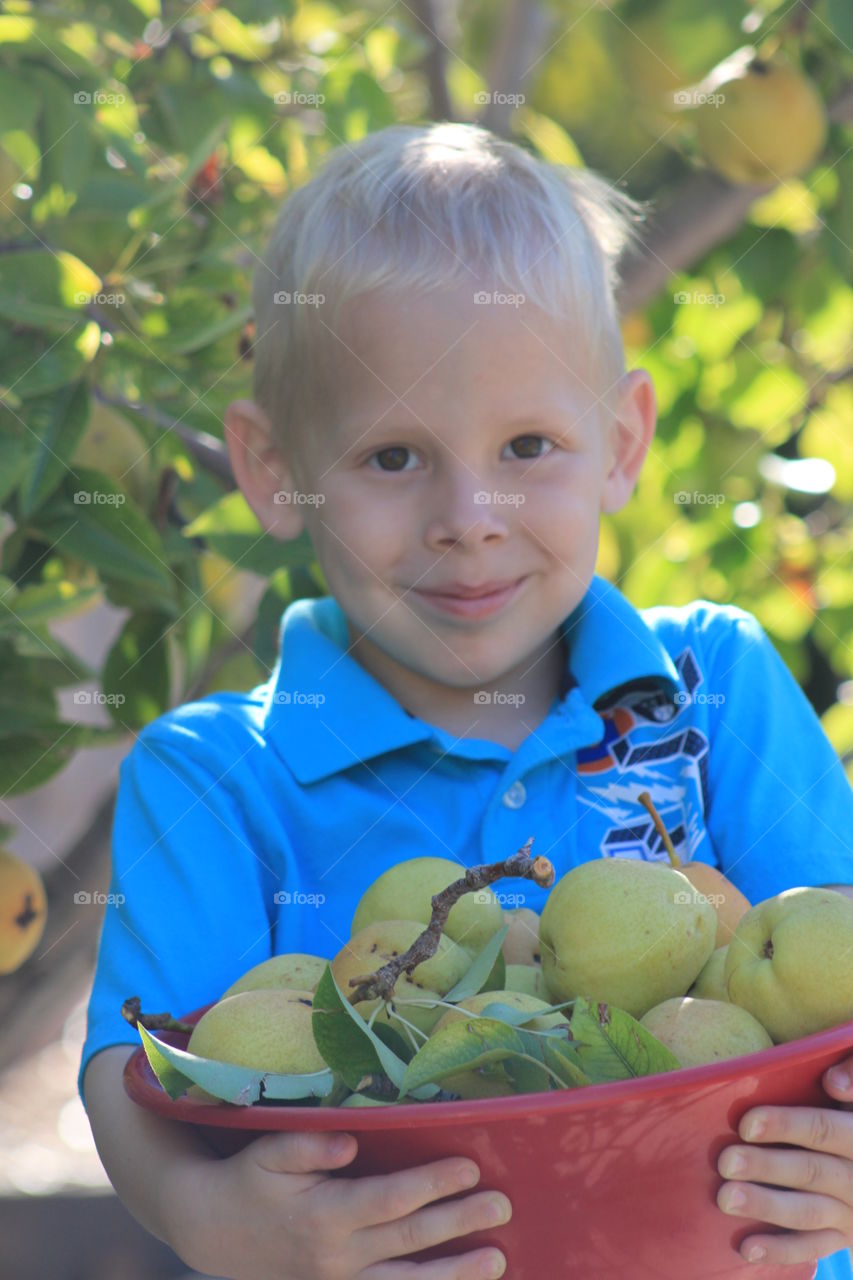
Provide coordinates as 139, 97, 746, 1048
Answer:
186, 989, 326, 1074
221, 953, 328, 998
539, 857, 717, 1019
351, 857, 503, 955
640, 996, 772, 1068
690, 48, 827, 186
724, 888, 853, 1043
0, 849, 47, 974
331, 919, 473, 1035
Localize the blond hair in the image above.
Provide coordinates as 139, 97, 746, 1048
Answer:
252, 121, 649, 454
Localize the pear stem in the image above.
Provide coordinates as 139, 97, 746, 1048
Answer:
347, 838, 554, 1006
121, 995, 194, 1035
637, 792, 681, 869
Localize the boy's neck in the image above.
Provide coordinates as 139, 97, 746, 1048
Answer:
345, 622, 569, 750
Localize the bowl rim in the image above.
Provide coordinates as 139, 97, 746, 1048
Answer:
123, 1004, 853, 1131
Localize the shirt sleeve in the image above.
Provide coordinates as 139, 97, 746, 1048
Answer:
701, 609, 853, 905
77, 724, 280, 1107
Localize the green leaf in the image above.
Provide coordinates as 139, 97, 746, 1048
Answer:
102, 611, 173, 729
169, 302, 252, 356
0, 322, 101, 400
565, 997, 682, 1083
183, 491, 315, 576
26, 470, 175, 609
0, 578, 102, 634
17, 381, 91, 517
0, 675, 57, 735
0, 723, 122, 796
444, 924, 509, 1002
400, 1017, 527, 1096
137, 1022, 336, 1105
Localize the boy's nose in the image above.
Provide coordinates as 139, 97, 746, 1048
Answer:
425, 479, 512, 548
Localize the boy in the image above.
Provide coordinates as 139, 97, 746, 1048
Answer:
80, 122, 853, 1279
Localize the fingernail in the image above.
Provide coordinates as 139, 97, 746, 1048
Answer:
481, 1253, 506, 1278
742, 1116, 765, 1141
329, 1135, 353, 1157
720, 1152, 746, 1177
829, 1068, 851, 1091
459, 1165, 480, 1188
488, 1198, 511, 1224
745, 1245, 766, 1263
722, 1186, 747, 1212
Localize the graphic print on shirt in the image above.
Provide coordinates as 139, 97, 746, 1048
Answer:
576, 648, 711, 864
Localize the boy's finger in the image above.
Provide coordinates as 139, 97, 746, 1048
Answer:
361, 1244, 507, 1279
248, 1129, 358, 1175
329, 1157, 482, 1229
356, 1187, 511, 1273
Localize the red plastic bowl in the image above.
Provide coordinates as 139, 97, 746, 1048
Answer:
124, 1004, 853, 1280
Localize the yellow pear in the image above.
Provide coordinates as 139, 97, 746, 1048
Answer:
539, 858, 717, 1019
0, 849, 47, 974
331, 919, 472, 1035
72, 401, 151, 506
504, 963, 548, 1001
725, 888, 853, 1043
688, 946, 729, 1002
351, 857, 503, 956
500, 907, 541, 966
186, 989, 326, 1075
222, 952, 328, 998
640, 997, 772, 1068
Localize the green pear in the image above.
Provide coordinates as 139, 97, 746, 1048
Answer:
539, 858, 717, 1019
221, 952, 328, 998
339, 1093, 394, 1107
725, 887, 853, 1043
504, 963, 548, 1001
331, 919, 473, 1034
351, 857, 503, 956
501, 907, 542, 966
688, 947, 729, 1002
431, 988, 568, 1035
640, 996, 772, 1068
186, 989, 326, 1074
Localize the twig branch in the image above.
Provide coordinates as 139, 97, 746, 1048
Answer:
479, 0, 556, 138
92, 389, 234, 485
409, 0, 455, 121
121, 995, 194, 1035
347, 839, 554, 1005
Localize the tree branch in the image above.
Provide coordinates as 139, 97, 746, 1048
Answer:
409, 0, 455, 122
479, 0, 556, 138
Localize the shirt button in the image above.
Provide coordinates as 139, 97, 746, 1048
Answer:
502, 780, 527, 809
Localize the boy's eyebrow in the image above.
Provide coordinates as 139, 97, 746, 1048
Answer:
336, 410, 578, 439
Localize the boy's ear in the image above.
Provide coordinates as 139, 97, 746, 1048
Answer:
600, 368, 657, 514
223, 399, 305, 539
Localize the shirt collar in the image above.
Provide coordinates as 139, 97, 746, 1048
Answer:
263, 575, 682, 784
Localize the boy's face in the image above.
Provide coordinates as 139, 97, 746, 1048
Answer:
227, 282, 655, 709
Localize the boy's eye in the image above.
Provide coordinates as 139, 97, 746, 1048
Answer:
369, 446, 417, 472
505, 434, 555, 460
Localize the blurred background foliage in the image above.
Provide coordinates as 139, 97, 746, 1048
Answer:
0, 0, 852, 814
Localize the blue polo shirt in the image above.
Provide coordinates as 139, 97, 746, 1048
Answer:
79, 575, 853, 1280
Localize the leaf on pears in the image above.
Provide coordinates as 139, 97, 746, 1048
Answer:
136, 1023, 336, 1106
400, 1017, 527, 1096
565, 997, 682, 1082
443, 924, 509, 1003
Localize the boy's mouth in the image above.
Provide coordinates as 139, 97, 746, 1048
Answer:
411, 576, 528, 618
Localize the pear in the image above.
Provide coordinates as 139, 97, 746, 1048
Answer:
688, 946, 729, 1002
222, 952, 328, 998
186, 989, 327, 1074
331, 919, 473, 1035
501, 907, 542, 966
430, 989, 567, 1099
0, 849, 47, 974
504, 963, 548, 1001
72, 401, 151, 506
725, 887, 853, 1043
640, 997, 772, 1068
539, 858, 717, 1019
351, 857, 503, 956
339, 1093, 393, 1107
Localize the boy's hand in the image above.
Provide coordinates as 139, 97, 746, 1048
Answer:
716, 1058, 853, 1266
176, 1128, 512, 1280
